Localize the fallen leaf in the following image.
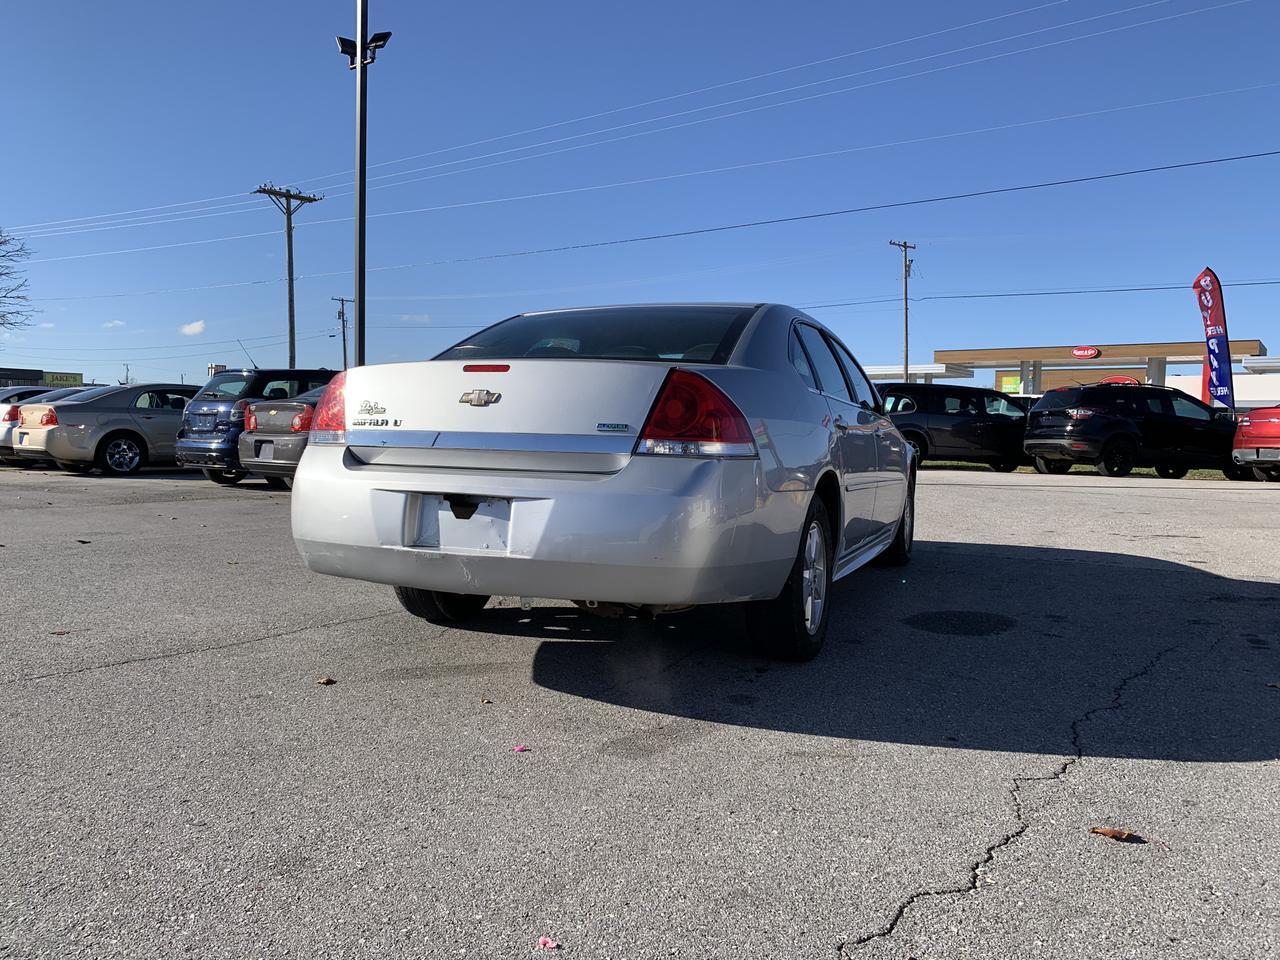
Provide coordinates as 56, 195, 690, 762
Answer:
49, 630, 71, 636
480, 698, 493, 704
1090, 826, 1146, 844
75, 539, 91, 545
513, 744, 530, 753
316, 676, 336, 686
226, 560, 239, 565
537, 937, 560, 950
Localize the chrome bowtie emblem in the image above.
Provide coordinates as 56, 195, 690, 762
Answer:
459, 389, 502, 407
357, 400, 386, 415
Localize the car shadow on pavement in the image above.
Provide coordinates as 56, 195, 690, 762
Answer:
515, 541, 1280, 762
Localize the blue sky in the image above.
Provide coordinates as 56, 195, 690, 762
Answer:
1, 0, 1277, 386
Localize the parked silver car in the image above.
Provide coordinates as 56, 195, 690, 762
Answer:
12, 383, 197, 475
291, 304, 915, 659
1, 387, 87, 466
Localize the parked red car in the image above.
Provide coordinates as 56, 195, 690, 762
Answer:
1233, 406, 1280, 482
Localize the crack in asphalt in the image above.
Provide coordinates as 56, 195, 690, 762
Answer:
839, 642, 1182, 956
15, 609, 399, 682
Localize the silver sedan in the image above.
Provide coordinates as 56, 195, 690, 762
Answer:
291, 303, 915, 659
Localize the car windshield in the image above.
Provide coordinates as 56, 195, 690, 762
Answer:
199, 372, 254, 399
435, 305, 757, 363
60, 386, 122, 403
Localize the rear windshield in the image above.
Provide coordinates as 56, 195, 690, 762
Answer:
61, 386, 122, 403
199, 372, 254, 400
435, 305, 757, 364
25, 388, 83, 403
1032, 388, 1086, 411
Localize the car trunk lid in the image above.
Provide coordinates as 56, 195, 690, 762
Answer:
341, 360, 675, 473
250, 399, 313, 434
1238, 407, 1280, 441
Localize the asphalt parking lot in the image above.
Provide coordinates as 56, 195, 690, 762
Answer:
2, 467, 1278, 959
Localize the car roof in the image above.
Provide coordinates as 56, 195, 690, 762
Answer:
520, 302, 765, 317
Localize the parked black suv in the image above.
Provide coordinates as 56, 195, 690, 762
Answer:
878, 382, 1028, 471
1023, 384, 1237, 478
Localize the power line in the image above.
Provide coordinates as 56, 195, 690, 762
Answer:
25, 147, 1280, 285
319, 0, 1179, 197
4, 0, 1075, 234
0, 331, 336, 364
802, 278, 1280, 308
28, 79, 1277, 247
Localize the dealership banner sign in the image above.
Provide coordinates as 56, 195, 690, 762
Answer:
1193, 266, 1234, 409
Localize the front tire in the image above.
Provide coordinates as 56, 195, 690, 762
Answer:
95, 433, 145, 476
202, 468, 246, 485
746, 497, 833, 662
1096, 438, 1136, 478
57, 461, 94, 474
1034, 456, 1071, 475
1155, 464, 1188, 479
394, 587, 490, 624
1223, 463, 1254, 482
991, 459, 1019, 473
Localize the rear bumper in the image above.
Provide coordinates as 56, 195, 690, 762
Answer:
1233, 443, 1280, 464
12, 427, 88, 462
237, 432, 307, 477
1024, 437, 1101, 462
176, 437, 241, 470
290, 444, 803, 606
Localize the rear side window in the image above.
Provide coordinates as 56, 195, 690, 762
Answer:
788, 329, 818, 390
882, 392, 917, 414
795, 324, 851, 403
436, 305, 755, 363
984, 394, 1024, 418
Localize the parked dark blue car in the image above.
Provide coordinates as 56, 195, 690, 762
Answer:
176, 368, 336, 485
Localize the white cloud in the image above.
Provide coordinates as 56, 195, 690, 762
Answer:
102, 320, 126, 329
180, 320, 206, 336
38, 322, 55, 329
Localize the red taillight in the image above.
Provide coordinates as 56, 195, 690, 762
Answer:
40, 408, 59, 427
2, 405, 18, 424
636, 369, 756, 458
463, 364, 510, 373
1066, 407, 1101, 420
290, 408, 313, 433
310, 372, 346, 443
245, 407, 258, 432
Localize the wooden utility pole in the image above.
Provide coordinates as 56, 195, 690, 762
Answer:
331, 296, 353, 370
889, 240, 916, 381
255, 185, 323, 366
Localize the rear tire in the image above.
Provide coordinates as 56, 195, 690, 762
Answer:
1096, 438, 1136, 478
991, 459, 1019, 473
876, 473, 915, 567
263, 476, 289, 490
1223, 463, 1254, 482
95, 433, 145, 476
1252, 465, 1280, 482
1034, 456, 1071, 475
902, 432, 927, 462
1155, 464, 1188, 480
394, 587, 490, 624
202, 468, 246, 485
745, 497, 833, 662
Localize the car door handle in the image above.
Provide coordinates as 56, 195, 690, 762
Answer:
833, 415, 850, 433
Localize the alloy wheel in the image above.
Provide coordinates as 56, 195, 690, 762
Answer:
105, 438, 141, 473
800, 520, 828, 635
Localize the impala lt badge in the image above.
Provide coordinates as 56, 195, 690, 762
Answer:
357, 400, 386, 415
460, 389, 502, 407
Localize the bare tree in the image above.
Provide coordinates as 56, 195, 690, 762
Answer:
1, 229, 34, 330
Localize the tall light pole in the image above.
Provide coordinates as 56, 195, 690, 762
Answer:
337, 10, 391, 368
889, 240, 915, 381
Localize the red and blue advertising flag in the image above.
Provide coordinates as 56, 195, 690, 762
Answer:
1192, 267, 1234, 409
